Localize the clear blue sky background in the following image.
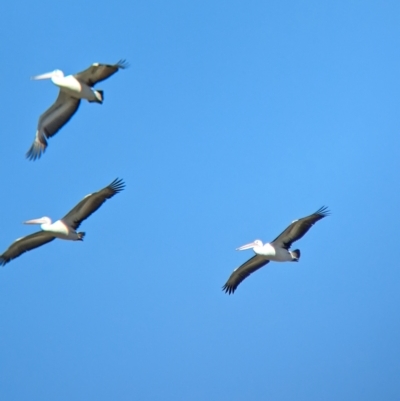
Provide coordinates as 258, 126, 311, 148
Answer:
0, 0, 399, 400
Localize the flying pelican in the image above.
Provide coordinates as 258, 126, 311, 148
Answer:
222, 206, 330, 294
27, 60, 128, 160
0, 178, 125, 266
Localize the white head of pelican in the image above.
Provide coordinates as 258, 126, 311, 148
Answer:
27, 60, 128, 161
222, 206, 330, 295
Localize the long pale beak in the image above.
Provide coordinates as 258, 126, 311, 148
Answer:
24, 218, 45, 225
31, 71, 54, 80
236, 241, 258, 251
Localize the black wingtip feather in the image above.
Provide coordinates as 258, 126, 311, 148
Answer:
222, 284, 236, 295
26, 134, 47, 161
116, 59, 129, 69
109, 178, 126, 193
0, 257, 8, 267
315, 206, 330, 217
26, 145, 43, 161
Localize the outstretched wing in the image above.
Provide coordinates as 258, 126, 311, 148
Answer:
0, 231, 56, 266
222, 255, 270, 295
26, 91, 80, 160
271, 206, 330, 250
62, 178, 125, 230
74, 60, 129, 86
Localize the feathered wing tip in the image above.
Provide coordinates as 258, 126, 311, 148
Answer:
222, 283, 236, 295
109, 178, 126, 193
77, 232, 85, 241
26, 131, 48, 161
0, 255, 9, 267
116, 59, 129, 69
315, 206, 330, 218
221, 256, 270, 295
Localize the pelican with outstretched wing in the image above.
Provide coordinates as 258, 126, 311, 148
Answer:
222, 206, 330, 294
0, 178, 125, 266
27, 60, 128, 160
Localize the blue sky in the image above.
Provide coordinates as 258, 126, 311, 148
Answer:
1, 0, 400, 399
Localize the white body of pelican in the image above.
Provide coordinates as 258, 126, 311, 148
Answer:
0, 178, 125, 266
237, 240, 296, 262
27, 60, 128, 160
222, 206, 330, 294
24, 217, 84, 240
48, 72, 102, 102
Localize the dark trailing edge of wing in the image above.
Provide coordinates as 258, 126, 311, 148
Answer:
272, 206, 330, 250
75, 60, 129, 86
0, 231, 56, 266
62, 178, 125, 230
222, 255, 270, 295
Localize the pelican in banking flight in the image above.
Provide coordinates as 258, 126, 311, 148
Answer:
0, 178, 125, 266
27, 60, 128, 160
222, 206, 330, 294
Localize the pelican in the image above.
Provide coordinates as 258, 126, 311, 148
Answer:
0, 178, 125, 266
222, 206, 330, 294
27, 60, 128, 160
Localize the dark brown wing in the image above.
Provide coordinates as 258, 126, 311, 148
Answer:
26, 92, 81, 160
74, 60, 129, 86
0, 231, 56, 266
222, 255, 270, 295
61, 178, 125, 230
271, 206, 330, 250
